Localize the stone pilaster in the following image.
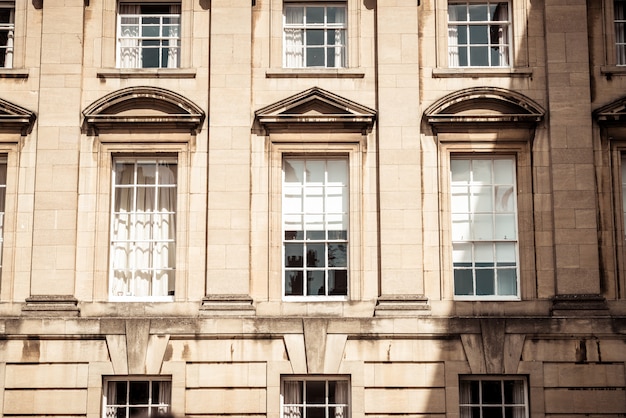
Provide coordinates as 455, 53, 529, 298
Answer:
374, 1, 428, 315
24, 0, 84, 314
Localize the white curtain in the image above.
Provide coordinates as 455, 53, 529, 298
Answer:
448, 6, 460, 66
459, 380, 471, 418
283, 381, 302, 418
334, 381, 349, 418
333, 8, 346, 67
285, 7, 304, 67
494, 3, 509, 66
511, 380, 525, 418
105, 382, 118, 418
616, 1, 626, 64
158, 381, 172, 412
119, 4, 141, 68
166, 4, 181, 68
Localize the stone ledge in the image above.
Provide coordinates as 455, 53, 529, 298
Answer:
551, 294, 609, 317
431, 67, 533, 78
374, 294, 431, 317
200, 294, 256, 317
22, 295, 80, 317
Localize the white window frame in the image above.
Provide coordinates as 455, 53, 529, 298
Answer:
281, 376, 350, 418
459, 375, 529, 418
0, 2, 14, 69
283, 3, 348, 68
116, 2, 181, 69
282, 156, 349, 299
450, 155, 520, 300
447, 0, 512, 67
103, 377, 171, 418
109, 156, 178, 302
269, 141, 362, 303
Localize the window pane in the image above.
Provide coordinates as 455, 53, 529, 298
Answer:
328, 244, 347, 267
307, 271, 325, 295
306, 381, 326, 404
469, 4, 488, 20
328, 270, 348, 295
454, 268, 474, 295
285, 271, 304, 295
469, 25, 488, 44
128, 381, 149, 404
286, 6, 304, 24
307, 7, 324, 24
306, 243, 325, 267
449, 4, 467, 21
482, 380, 503, 404
285, 244, 304, 267
306, 29, 324, 46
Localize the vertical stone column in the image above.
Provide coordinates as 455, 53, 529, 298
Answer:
374, 2, 428, 315
23, 0, 84, 315
544, 0, 606, 314
201, 0, 255, 315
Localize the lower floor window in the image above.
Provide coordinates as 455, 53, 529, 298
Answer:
282, 377, 350, 418
104, 378, 171, 418
459, 376, 527, 418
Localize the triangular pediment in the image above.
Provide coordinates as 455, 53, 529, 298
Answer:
425, 87, 544, 127
82, 86, 205, 134
594, 96, 626, 123
255, 87, 376, 133
0, 97, 36, 135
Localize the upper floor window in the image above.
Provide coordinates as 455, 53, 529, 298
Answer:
448, 0, 511, 67
282, 377, 350, 418
104, 377, 171, 418
0, 3, 14, 68
283, 157, 349, 298
459, 376, 528, 418
117, 2, 181, 69
110, 158, 177, 301
283, 3, 347, 68
616, 0, 626, 65
451, 156, 519, 298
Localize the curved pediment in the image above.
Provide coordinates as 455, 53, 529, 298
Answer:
424, 87, 544, 128
82, 86, 205, 134
594, 96, 626, 123
0, 97, 36, 135
255, 87, 376, 134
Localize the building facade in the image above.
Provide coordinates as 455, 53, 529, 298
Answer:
0, 0, 625, 416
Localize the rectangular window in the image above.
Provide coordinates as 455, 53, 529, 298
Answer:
450, 156, 519, 298
0, 3, 14, 68
459, 376, 528, 418
616, 0, 626, 65
104, 378, 171, 418
282, 377, 350, 418
283, 3, 347, 68
117, 2, 181, 69
448, 0, 511, 67
110, 158, 177, 300
283, 157, 349, 298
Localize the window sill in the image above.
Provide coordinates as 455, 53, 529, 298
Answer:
0, 68, 29, 79
96, 68, 197, 79
432, 67, 533, 78
600, 65, 626, 77
266, 68, 365, 79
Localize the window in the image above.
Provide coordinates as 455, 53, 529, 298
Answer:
283, 157, 349, 298
283, 3, 347, 68
459, 376, 528, 418
450, 156, 519, 298
110, 158, 177, 300
616, 0, 626, 65
0, 2, 13, 68
282, 377, 350, 418
117, 2, 180, 68
104, 378, 171, 418
448, 0, 511, 67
